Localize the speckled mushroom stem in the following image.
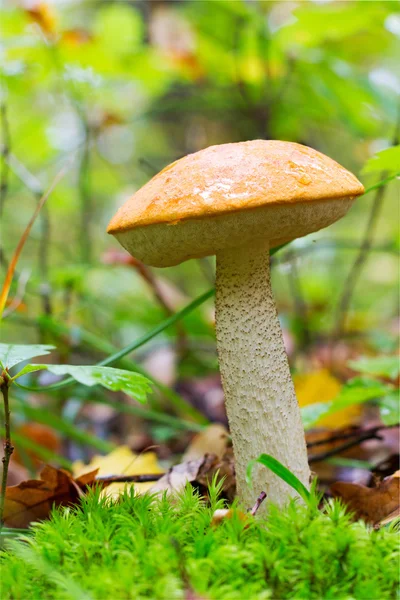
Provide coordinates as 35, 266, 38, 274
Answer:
215, 242, 310, 509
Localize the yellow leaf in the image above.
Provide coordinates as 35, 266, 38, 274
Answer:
73, 446, 164, 499
294, 369, 361, 429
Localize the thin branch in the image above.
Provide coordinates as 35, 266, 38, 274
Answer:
307, 423, 397, 449
95, 473, 163, 484
334, 105, 400, 337
249, 491, 267, 515
0, 98, 10, 217
308, 431, 386, 463
333, 184, 387, 337
287, 255, 311, 348
79, 127, 92, 264
0, 376, 13, 526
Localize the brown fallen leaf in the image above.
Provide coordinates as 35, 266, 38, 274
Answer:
3, 465, 98, 528
150, 458, 205, 495
182, 424, 229, 462
150, 450, 236, 502
331, 473, 400, 526
196, 449, 236, 502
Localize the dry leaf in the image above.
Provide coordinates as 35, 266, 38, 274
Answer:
13, 423, 61, 468
182, 424, 229, 462
150, 450, 236, 501
73, 446, 164, 499
295, 369, 361, 428
3, 466, 98, 528
196, 449, 236, 502
150, 458, 205, 495
331, 474, 400, 525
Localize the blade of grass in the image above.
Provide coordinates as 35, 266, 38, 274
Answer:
0, 162, 71, 318
246, 453, 311, 503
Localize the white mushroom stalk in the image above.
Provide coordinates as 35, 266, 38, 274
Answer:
215, 243, 310, 508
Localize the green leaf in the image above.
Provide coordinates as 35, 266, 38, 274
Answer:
348, 356, 400, 380
378, 391, 400, 426
23, 364, 152, 403
246, 454, 311, 503
11, 364, 48, 380
362, 145, 400, 177
0, 344, 54, 370
301, 377, 392, 429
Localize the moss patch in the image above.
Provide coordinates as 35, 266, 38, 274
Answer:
1, 487, 399, 600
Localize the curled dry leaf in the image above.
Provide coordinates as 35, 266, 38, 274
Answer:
150, 449, 236, 501
331, 472, 400, 526
3, 466, 99, 528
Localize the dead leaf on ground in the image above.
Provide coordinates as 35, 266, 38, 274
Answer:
331, 473, 400, 526
150, 458, 205, 495
73, 446, 164, 499
182, 424, 229, 462
150, 449, 236, 501
3, 466, 99, 528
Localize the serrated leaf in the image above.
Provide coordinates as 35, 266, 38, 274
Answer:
379, 392, 400, 426
349, 356, 400, 380
362, 145, 400, 177
27, 364, 152, 403
0, 344, 54, 370
301, 377, 392, 429
246, 454, 311, 503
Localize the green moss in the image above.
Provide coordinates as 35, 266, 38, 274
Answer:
1, 486, 399, 600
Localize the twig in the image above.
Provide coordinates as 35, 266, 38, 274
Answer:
306, 423, 397, 449
287, 255, 310, 347
249, 491, 267, 516
334, 104, 400, 337
95, 473, 163, 484
79, 127, 92, 264
39, 203, 52, 317
333, 184, 387, 337
0, 373, 13, 526
308, 431, 385, 463
0, 97, 10, 217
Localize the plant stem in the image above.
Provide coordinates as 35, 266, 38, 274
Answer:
0, 380, 13, 525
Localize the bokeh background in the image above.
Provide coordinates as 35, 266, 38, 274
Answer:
1, 0, 399, 481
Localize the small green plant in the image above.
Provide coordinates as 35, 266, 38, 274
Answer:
1, 485, 398, 600
0, 343, 153, 524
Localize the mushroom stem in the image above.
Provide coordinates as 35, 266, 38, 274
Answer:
215, 242, 310, 509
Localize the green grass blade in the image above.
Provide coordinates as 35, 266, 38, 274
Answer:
246, 453, 311, 503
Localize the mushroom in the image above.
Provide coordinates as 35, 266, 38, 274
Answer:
107, 140, 364, 508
